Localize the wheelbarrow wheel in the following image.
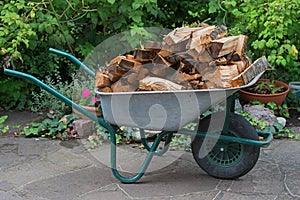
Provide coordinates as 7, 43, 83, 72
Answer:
191, 112, 260, 179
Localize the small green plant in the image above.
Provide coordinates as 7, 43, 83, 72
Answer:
0, 115, 9, 135
88, 125, 138, 148
21, 114, 77, 139
170, 122, 197, 151
31, 75, 74, 118
248, 80, 285, 94
239, 110, 298, 140
251, 100, 290, 118
170, 134, 192, 152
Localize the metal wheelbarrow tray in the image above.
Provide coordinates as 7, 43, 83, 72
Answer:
2, 48, 272, 183
97, 74, 263, 131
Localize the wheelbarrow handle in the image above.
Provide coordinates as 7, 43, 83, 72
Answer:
49, 48, 95, 77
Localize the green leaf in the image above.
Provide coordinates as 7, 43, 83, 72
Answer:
131, 14, 142, 23
2, 125, 9, 133
208, 1, 219, 14
112, 21, 122, 29
132, 2, 142, 9
107, 0, 116, 5
266, 39, 274, 48
0, 116, 8, 124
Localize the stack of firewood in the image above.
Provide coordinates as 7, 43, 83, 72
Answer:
95, 24, 270, 92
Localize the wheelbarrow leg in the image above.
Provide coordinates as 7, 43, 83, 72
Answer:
140, 129, 173, 156
109, 127, 171, 183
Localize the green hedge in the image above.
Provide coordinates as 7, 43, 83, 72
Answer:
0, 0, 298, 110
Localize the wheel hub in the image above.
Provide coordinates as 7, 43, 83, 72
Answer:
205, 133, 243, 168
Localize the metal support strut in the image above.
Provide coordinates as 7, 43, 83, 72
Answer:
110, 129, 171, 183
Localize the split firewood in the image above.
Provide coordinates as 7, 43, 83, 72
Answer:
218, 65, 240, 88
98, 87, 113, 93
181, 59, 199, 73
125, 72, 139, 86
235, 35, 248, 57
133, 49, 157, 62
195, 61, 213, 75
164, 27, 203, 46
139, 77, 185, 91
164, 53, 184, 65
152, 54, 172, 67
133, 65, 150, 81
186, 26, 216, 50
119, 58, 141, 70
242, 54, 252, 67
157, 49, 173, 58
181, 73, 202, 82
209, 25, 227, 40
108, 55, 126, 65
111, 80, 136, 92
107, 63, 124, 82
207, 35, 247, 58
149, 64, 171, 78
126, 54, 135, 60
106, 56, 141, 82
96, 24, 268, 92
203, 69, 223, 89
145, 41, 162, 52
231, 56, 270, 87
168, 39, 190, 52
231, 60, 247, 73
95, 70, 111, 88
197, 47, 213, 63
186, 49, 199, 60
210, 57, 228, 66
189, 80, 208, 90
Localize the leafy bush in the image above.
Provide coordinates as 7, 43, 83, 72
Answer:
30, 75, 74, 118
1, 0, 298, 112
219, 0, 299, 82
0, 0, 165, 110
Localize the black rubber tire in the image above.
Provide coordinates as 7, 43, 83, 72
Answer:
191, 112, 260, 179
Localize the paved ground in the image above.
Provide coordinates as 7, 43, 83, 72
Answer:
1, 111, 300, 200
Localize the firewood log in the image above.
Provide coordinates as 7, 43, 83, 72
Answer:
181, 73, 202, 82
163, 27, 203, 46
186, 26, 216, 49
111, 80, 136, 92
231, 56, 270, 87
98, 87, 113, 93
119, 58, 141, 69
207, 35, 247, 58
145, 41, 162, 52
133, 49, 157, 62
139, 77, 185, 91
95, 71, 111, 88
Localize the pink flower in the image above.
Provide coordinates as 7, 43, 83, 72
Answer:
91, 97, 99, 103
82, 89, 91, 98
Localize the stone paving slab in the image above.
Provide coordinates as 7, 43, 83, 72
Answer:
1, 136, 300, 199
24, 166, 113, 200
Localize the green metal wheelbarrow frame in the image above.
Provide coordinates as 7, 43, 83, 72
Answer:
2, 48, 273, 183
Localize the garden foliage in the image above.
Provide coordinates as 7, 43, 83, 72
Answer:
0, 0, 299, 110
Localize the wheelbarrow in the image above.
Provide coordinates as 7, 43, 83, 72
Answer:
2, 48, 273, 183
